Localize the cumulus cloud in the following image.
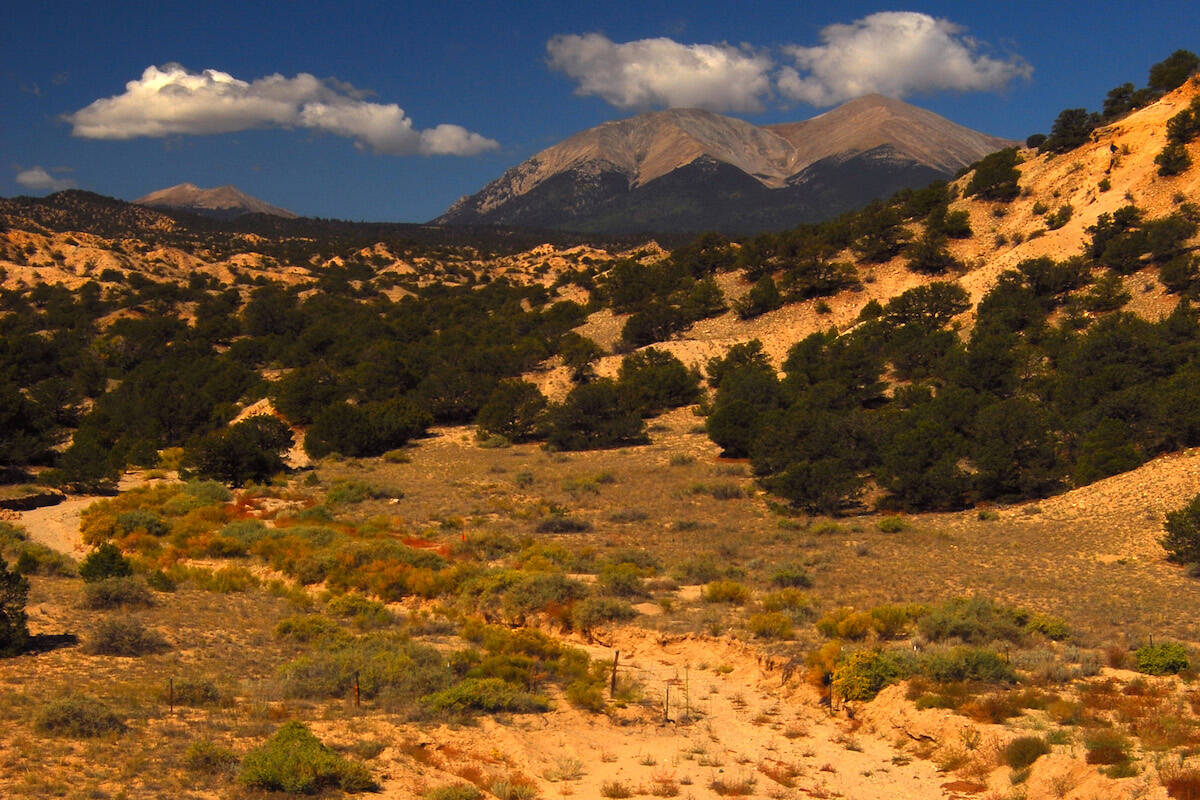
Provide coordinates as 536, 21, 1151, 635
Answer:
777, 12, 1031, 107
546, 33, 773, 112
15, 166, 75, 193
65, 64, 498, 156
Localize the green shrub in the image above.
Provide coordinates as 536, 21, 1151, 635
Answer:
36, 695, 125, 737
1045, 204, 1074, 230
673, 556, 732, 584
78, 543, 132, 583
919, 646, 1015, 684
279, 636, 451, 702
326, 593, 394, 628
0, 522, 29, 551
597, 563, 646, 597
1134, 641, 1189, 675
171, 678, 221, 706
761, 588, 814, 619
572, 596, 637, 633
422, 677, 550, 714
769, 565, 811, 588
81, 577, 153, 609
869, 604, 926, 639
917, 597, 1029, 644
13, 542, 76, 577
275, 614, 347, 644
239, 721, 377, 793
168, 565, 260, 593
114, 510, 169, 537
182, 480, 232, 504
326, 480, 402, 504
816, 607, 874, 640
707, 482, 746, 500
875, 516, 907, 533
217, 519, 269, 549
84, 616, 169, 656
747, 612, 793, 639
1026, 614, 1070, 640
565, 679, 606, 712
1003, 736, 1050, 770
535, 516, 591, 533
832, 649, 914, 701
184, 739, 238, 773
702, 580, 751, 604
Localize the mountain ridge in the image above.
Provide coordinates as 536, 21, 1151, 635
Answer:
436, 95, 1016, 233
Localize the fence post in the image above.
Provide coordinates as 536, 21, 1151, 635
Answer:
684, 666, 690, 720
610, 651, 619, 698
354, 671, 360, 708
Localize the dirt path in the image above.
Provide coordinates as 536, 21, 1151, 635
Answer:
14, 495, 100, 556
386, 626, 963, 800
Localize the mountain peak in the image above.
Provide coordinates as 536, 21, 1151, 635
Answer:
436, 95, 1015, 233
136, 183, 297, 220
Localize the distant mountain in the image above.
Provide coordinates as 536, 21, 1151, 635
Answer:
436, 95, 1015, 234
136, 183, 297, 220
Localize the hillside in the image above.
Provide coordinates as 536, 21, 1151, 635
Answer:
5, 62, 1200, 800
436, 95, 1013, 233
567, 78, 1200, 372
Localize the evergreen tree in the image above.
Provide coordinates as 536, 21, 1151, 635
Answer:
1162, 492, 1200, 565
476, 380, 548, 442
187, 415, 294, 485
0, 556, 29, 657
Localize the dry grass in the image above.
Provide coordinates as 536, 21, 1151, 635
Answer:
315, 413, 1200, 647
9, 361, 1200, 796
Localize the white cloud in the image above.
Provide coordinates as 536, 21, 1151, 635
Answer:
546, 33, 773, 112
15, 166, 75, 193
777, 12, 1031, 107
65, 64, 498, 156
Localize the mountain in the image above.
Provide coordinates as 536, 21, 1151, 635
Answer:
136, 183, 297, 220
436, 95, 1015, 234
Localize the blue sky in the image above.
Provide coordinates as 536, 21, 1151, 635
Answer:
3, 0, 1197, 221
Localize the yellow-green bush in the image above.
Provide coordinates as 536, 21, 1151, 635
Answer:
239, 722, 376, 793
816, 607, 873, 640
746, 612, 793, 639
702, 580, 751, 604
